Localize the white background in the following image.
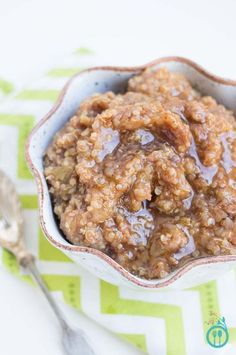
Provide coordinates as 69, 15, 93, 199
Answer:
0, 1, 236, 354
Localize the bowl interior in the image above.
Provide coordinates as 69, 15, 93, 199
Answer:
28, 59, 236, 287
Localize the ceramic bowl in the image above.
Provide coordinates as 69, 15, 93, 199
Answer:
26, 57, 236, 290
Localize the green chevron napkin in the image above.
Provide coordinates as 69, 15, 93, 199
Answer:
0, 47, 236, 355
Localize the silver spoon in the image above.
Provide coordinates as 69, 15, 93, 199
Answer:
0, 169, 96, 355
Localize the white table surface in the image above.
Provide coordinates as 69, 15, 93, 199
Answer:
0, 1, 236, 354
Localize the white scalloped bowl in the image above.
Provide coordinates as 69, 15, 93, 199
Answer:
26, 57, 236, 290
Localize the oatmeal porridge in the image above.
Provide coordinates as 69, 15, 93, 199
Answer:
44, 67, 236, 279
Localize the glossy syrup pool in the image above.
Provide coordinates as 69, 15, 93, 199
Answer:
118, 202, 154, 246
113, 122, 236, 261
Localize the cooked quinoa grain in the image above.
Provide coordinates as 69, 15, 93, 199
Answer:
44, 67, 236, 279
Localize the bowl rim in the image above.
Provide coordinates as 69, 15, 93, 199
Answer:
25, 56, 236, 289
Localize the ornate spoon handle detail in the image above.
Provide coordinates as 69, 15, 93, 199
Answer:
0, 170, 95, 355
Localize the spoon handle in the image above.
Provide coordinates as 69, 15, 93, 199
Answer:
0, 169, 95, 354
27, 258, 68, 330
